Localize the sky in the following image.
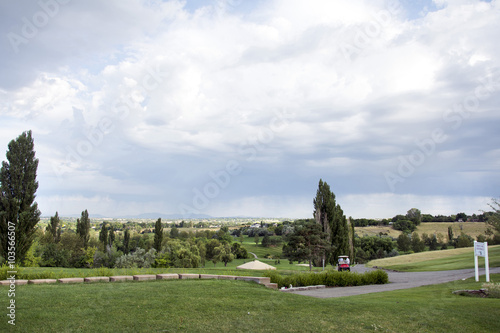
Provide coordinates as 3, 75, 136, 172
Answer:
0, 0, 499, 219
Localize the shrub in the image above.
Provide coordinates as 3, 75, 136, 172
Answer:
114, 248, 156, 268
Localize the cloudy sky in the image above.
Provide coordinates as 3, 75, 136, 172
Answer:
1, 0, 499, 219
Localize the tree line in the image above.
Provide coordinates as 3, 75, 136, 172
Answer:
1, 131, 499, 270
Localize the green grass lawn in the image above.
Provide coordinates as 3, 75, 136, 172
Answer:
2, 274, 499, 332
368, 245, 500, 271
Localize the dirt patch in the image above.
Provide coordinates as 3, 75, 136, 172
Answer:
453, 289, 489, 297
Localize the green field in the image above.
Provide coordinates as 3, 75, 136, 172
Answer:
2, 274, 499, 332
368, 245, 500, 271
241, 236, 283, 259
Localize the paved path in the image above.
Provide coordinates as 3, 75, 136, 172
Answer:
289, 265, 500, 298
248, 252, 258, 259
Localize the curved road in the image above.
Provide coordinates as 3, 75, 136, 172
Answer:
289, 265, 500, 298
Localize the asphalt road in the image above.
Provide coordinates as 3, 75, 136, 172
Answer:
288, 265, 500, 298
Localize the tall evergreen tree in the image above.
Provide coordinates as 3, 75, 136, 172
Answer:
48, 211, 61, 243
313, 179, 349, 265
76, 209, 90, 249
0, 130, 41, 262
99, 223, 108, 248
108, 226, 115, 246
154, 218, 163, 251
123, 228, 130, 254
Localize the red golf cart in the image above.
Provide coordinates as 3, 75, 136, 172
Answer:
337, 255, 350, 272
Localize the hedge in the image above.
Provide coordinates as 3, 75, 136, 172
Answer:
264, 269, 389, 288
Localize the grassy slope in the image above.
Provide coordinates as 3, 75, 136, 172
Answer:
368, 245, 500, 271
2, 275, 499, 332
240, 236, 283, 258
355, 222, 488, 238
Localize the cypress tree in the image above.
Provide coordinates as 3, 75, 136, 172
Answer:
108, 226, 115, 246
154, 218, 163, 251
76, 209, 90, 249
0, 130, 41, 262
48, 211, 61, 243
313, 179, 349, 265
123, 228, 130, 254
99, 223, 108, 248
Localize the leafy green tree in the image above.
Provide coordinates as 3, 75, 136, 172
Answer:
47, 211, 61, 243
76, 210, 90, 249
262, 233, 271, 247
411, 232, 425, 253
455, 233, 474, 248
214, 243, 234, 267
354, 235, 395, 262
283, 220, 330, 271
216, 226, 232, 244
313, 179, 349, 264
231, 242, 248, 259
0, 130, 41, 263
392, 219, 416, 233
406, 208, 422, 226
154, 218, 163, 252
429, 234, 439, 251
205, 239, 221, 261
397, 233, 411, 252
254, 234, 259, 245
170, 226, 179, 238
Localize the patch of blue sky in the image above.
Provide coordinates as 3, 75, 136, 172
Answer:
182, 0, 262, 14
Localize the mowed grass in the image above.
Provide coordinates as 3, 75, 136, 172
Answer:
368, 245, 500, 271
2, 275, 499, 332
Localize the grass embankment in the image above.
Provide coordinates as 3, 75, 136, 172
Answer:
2, 274, 499, 332
368, 245, 500, 271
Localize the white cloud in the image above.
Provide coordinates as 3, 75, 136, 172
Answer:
1, 0, 499, 218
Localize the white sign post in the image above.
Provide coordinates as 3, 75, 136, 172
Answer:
474, 241, 489, 282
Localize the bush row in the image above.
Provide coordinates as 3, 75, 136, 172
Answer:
264, 269, 389, 288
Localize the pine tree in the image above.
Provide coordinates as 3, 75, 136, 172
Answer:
154, 218, 163, 251
76, 209, 90, 249
0, 130, 41, 262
